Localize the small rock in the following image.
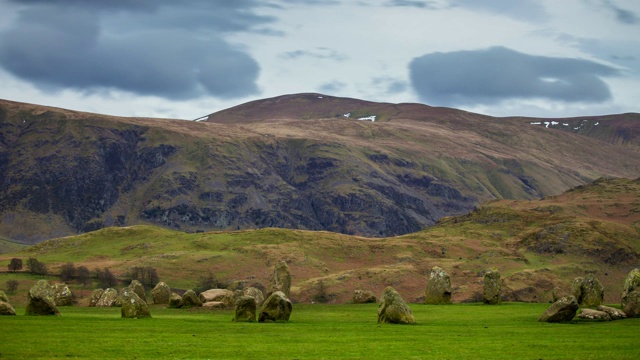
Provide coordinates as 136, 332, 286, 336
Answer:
378, 287, 415, 325
259, 291, 292, 322
26, 280, 60, 316
121, 288, 151, 319
425, 266, 452, 305
596, 305, 626, 320
577, 309, 611, 321
151, 282, 171, 305
168, 293, 183, 308
538, 296, 578, 323
182, 290, 202, 308
233, 296, 257, 322
353, 289, 377, 304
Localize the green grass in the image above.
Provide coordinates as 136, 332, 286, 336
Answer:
1, 303, 638, 359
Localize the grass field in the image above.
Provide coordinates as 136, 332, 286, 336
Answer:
1, 303, 638, 359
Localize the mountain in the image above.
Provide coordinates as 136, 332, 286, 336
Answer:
3, 177, 639, 304
1, 94, 640, 242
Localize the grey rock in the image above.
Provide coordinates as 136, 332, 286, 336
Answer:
571, 274, 604, 307
95, 288, 119, 307
233, 296, 257, 322
425, 266, 452, 305
577, 308, 611, 321
259, 291, 292, 322
89, 289, 104, 307
182, 290, 202, 308
151, 282, 171, 305
596, 305, 626, 320
121, 287, 151, 319
538, 296, 578, 323
482, 268, 501, 305
378, 287, 415, 324
26, 280, 60, 316
267, 260, 291, 298
353, 289, 377, 304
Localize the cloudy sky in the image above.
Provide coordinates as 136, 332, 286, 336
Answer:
0, 0, 638, 119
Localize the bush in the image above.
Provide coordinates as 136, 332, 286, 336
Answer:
6, 279, 19, 294
311, 280, 330, 303
125, 266, 159, 287
96, 268, 118, 288
60, 262, 76, 283
8, 258, 22, 272
26, 258, 48, 276
76, 266, 91, 287
195, 271, 229, 293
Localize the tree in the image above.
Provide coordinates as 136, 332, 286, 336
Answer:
96, 268, 117, 288
76, 266, 91, 287
26, 258, 48, 276
6, 279, 19, 294
60, 262, 76, 283
8, 258, 22, 273
125, 266, 159, 287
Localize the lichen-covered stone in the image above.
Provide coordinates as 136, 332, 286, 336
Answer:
0, 301, 16, 315
483, 268, 501, 305
267, 260, 291, 298
52, 283, 74, 306
378, 287, 415, 324
242, 287, 265, 306
425, 266, 452, 305
538, 296, 578, 323
0, 290, 9, 303
26, 280, 60, 316
89, 289, 105, 307
202, 301, 226, 309
353, 289, 377, 304
95, 288, 119, 307
129, 280, 147, 303
233, 296, 257, 322
621, 268, 640, 317
596, 305, 627, 320
182, 290, 202, 308
121, 287, 151, 319
259, 291, 292, 322
151, 282, 171, 305
571, 274, 604, 307
168, 292, 183, 308
577, 308, 611, 321
199, 289, 234, 307
552, 286, 569, 302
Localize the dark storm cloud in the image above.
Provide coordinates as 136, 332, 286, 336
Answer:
453, 0, 548, 22
409, 47, 619, 106
0, 1, 268, 99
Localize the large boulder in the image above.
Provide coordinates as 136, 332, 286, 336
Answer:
425, 266, 452, 305
596, 305, 626, 320
353, 290, 377, 304
199, 289, 234, 307
233, 296, 257, 322
577, 309, 611, 321
242, 287, 265, 306
128, 280, 147, 303
621, 268, 640, 317
121, 287, 151, 319
26, 280, 60, 316
0, 301, 16, 316
267, 260, 291, 297
151, 282, 171, 305
482, 268, 501, 305
95, 288, 119, 307
378, 287, 415, 324
182, 290, 202, 308
52, 283, 74, 306
168, 293, 183, 308
89, 289, 105, 307
538, 296, 579, 323
259, 291, 292, 322
571, 274, 604, 307
552, 287, 569, 302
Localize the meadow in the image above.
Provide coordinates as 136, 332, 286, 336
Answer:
1, 303, 638, 359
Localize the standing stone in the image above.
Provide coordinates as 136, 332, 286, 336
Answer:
0, 301, 16, 316
259, 291, 292, 322
233, 296, 257, 322
129, 280, 147, 303
168, 293, 183, 308
121, 287, 151, 319
182, 290, 202, 308
52, 283, 74, 306
621, 268, 640, 317
483, 268, 501, 305
353, 290, 377, 304
89, 289, 105, 307
267, 260, 292, 298
378, 287, 415, 324
538, 296, 579, 322
571, 274, 604, 307
95, 288, 119, 307
243, 287, 265, 306
151, 282, 171, 305
26, 280, 60, 316
425, 266, 452, 305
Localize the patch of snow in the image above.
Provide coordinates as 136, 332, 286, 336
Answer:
357, 115, 376, 122
318, 96, 323, 99
343, 113, 351, 118
544, 121, 559, 128
594, 122, 599, 126
562, 123, 569, 126
574, 127, 580, 130
530, 122, 542, 125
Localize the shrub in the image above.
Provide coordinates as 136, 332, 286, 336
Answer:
6, 279, 19, 294
26, 258, 48, 276
96, 268, 118, 288
60, 262, 76, 283
76, 266, 91, 287
125, 266, 159, 287
8, 258, 22, 272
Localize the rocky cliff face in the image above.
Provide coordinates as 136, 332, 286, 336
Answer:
1, 96, 640, 242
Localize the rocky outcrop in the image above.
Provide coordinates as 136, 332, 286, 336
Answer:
169, 293, 183, 308
425, 266, 452, 305
353, 290, 377, 304
377, 287, 415, 325
233, 296, 257, 322
267, 260, 291, 298
182, 290, 202, 308
151, 282, 171, 304
482, 269, 501, 305
621, 268, 640, 317
52, 283, 74, 306
95, 288, 119, 307
26, 280, 60, 316
538, 296, 579, 323
89, 289, 105, 307
571, 274, 604, 307
198, 289, 234, 307
121, 287, 151, 319
128, 280, 147, 303
259, 291, 292, 322
577, 309, 611, 321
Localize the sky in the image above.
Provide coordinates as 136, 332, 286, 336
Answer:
0, 0, 638, 120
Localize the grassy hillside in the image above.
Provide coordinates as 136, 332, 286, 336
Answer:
0, 237, 27, 254
1, 178, 637, 306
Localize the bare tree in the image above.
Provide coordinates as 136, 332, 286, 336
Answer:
60, 262, 76, 283
6, 279, 19, 294
76, 266, 91, 287
8, 258, 22, 273
26, 258, 48, 276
